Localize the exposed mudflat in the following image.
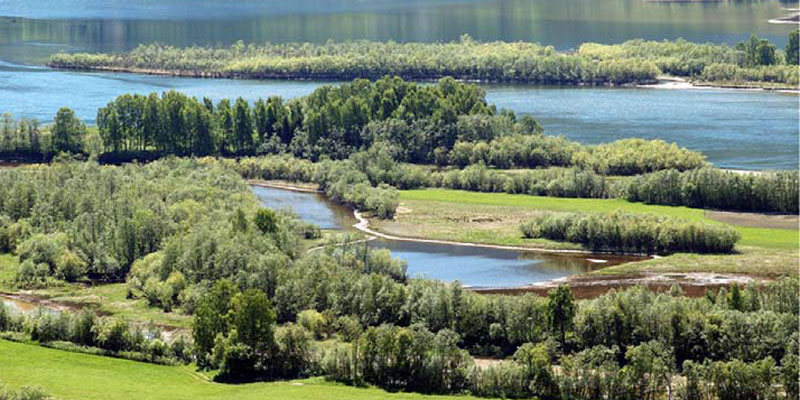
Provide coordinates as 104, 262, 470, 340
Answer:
706, 210, 798, 230
474, 272, 770, 298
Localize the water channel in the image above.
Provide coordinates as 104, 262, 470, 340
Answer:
253, 184, 643, 288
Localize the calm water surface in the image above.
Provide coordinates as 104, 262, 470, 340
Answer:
2, 61, 796, 170
253, 185, 635, 287
1, 0, 795, 65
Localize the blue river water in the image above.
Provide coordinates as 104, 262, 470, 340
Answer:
1, 61, 796, 170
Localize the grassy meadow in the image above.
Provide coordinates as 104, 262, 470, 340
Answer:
370, 189, 798, 276
0, 340, 482, 400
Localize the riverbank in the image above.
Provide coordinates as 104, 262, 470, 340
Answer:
475, 271, 771, 299
640, 75, 800, 93
252, 180, 795, 297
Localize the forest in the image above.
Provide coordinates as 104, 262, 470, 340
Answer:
0, 159, 796, 399
48, 32, 800, 87
233, 154, 798, 215
1, 76, 710, 174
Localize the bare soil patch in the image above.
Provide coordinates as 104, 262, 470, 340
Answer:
475, 272, 771, 299
706, 210, 798, 230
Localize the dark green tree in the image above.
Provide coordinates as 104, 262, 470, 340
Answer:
547, 284, 576, 347
786, 30, 799, 66
52, 107, 85, 154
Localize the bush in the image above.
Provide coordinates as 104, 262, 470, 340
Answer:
520, 211, 740, 254
622, 168, 799, 214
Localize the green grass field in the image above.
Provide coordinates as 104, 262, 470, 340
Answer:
397, 189, 798, 250
368, 189, 799, 277
0, 340, 480, 400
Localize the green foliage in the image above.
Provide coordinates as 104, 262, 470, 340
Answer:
622, 168, 799, 214
51, 37, 660, 85
786, 30, 799, 66
0, 381, 53, 400
0, 159, 301, 290
51, 108, 85, 155
547, 285, 576, 347
325, 324, 474, 393
0, 114, 46, 160
253, 209, 279, 234
579, 37, 797, 86
520, 210, 740, 254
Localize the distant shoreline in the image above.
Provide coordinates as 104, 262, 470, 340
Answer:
639, 75, 800, 94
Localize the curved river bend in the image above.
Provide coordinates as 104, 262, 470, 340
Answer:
253, 185, 642, 288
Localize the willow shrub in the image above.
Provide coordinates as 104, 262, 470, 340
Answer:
520, 211, 739, 254
621, 168, 799, 214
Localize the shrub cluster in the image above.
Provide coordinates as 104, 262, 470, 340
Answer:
621, 168, 799, 214
520, 211, 740, 254
579, 33, 799, 86
0, 158, 305, 289
0, 304, 191, 365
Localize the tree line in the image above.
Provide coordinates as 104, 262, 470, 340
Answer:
50, 35, 660, 85
49, 33, 800, 87
0, 160, 796, 398
232, 153, 798, 215
520, 210, 740, 254
0, 109, 89, 161
579, 31, 800, 86
622, 168, 799, 214
2, 76, 713, 178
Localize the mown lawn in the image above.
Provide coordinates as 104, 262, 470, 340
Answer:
0, 340, 481, 400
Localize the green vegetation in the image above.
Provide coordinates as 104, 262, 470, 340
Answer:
786, 29, 799, 66
49, 35, 659, 85
0, 380, 52, 400
5, 276, 798, 398
622, 168, 799, 214
394, 189, 797, 251
0, 158, 306, 286
0, 159, 797, 399
520, 211, 739, 254
49, 34, 800, 88
580, 33, 799, 87
0, 339, 478, 400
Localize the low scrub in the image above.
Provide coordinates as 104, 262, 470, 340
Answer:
520, 211, 739, 254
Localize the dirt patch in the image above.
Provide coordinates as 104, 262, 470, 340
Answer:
706, 210, 798, 230
473, 358, 503, 369
395, 206, 413, 214
248, 180, 322, 193
475, 272, 771, 299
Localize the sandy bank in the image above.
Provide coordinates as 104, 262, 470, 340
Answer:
475, 272, 772, 298
640, 75, 799, 93
352, 210, 652, 257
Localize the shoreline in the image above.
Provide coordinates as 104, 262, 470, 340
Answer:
45, 64, 653, 88
639, 75, 800, 93
248, 179, 323, 194
351, 210, 653, 258
473, 272, 772, 299
47, 64, 800, 93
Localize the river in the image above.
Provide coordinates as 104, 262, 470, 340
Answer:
1, 61, 797, 170
253, 185, 641, 288
0, 0, 794, 66
0, 0, 797, 170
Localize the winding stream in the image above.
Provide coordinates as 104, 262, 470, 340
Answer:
253, 185, 642, 288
